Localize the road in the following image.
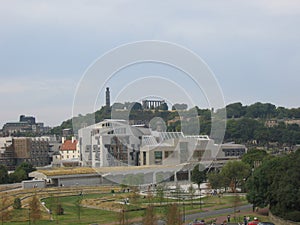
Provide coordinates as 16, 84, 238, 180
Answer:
185, 204, 253, 221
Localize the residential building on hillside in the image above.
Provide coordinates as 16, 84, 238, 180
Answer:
284, 119, 300, 126
265, 119, 279, 128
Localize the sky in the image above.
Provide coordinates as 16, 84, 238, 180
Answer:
1, 0, 300, 127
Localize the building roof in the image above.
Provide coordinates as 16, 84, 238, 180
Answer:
60, 140, 77, 151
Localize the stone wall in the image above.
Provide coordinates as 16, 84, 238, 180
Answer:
269, 211, 300, 225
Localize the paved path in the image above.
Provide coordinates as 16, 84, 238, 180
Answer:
185, 204, 253, 221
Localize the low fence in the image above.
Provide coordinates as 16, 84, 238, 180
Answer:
269, 211, 300, 225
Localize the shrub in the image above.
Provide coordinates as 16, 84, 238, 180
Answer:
284, 211, 300, 222
13, 198, 21, 209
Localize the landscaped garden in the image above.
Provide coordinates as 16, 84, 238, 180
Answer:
0, 185, 268, 225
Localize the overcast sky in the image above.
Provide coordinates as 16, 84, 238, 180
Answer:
1, 0, 300, 127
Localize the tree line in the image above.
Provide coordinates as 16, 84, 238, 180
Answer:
246, 149, 300, 222
206, 149, 300, 222
51, 102, 300, 146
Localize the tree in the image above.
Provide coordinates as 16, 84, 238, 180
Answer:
191, 164, 206, 190
207, 171, 225, 190
221, 161, 250, 192
129, 186, 140, 204
226, 102, 245, 118
9, 162, 36, 183
188, 184, 196, 208
166, 204, 181, 225
13, 197, 21, 209
241, 149, 268, 168
29, 195, 42, 224
159, 103, 168, 111
118, 206, 128, 225
9, 168, 27, 183
156, 185, 164, 206
75, 195, 83, 221
245, 102, 277, 118
0, 165, 9, 184
16, 162, 36, 175
225, 118, 263, 143
143, 205, 157, 225
191, 164, 206, 210
246, 150, 300, 221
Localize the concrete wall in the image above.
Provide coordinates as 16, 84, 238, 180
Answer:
269, 211, 300, 225
58, 175, 101, 187
22, 180, 46, 189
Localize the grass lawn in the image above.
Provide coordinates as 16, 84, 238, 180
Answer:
1, 189, 258, 225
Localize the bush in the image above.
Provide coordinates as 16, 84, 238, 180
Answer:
13, 198, 22, 209
284, 211, 300, 222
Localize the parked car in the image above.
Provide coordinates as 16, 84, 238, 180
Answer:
248, 217, 259, 225
258, 222, 275, 225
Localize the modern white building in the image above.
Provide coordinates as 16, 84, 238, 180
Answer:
79, 119, 247, 169
79, 120, 150, 167
139, 132, 217, 166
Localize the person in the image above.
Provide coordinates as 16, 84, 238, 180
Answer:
248, 217, 259, 225
227, 215, 231, 222
243, 216, 248, 225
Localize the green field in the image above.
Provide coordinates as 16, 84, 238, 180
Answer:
0, 187, 266, 225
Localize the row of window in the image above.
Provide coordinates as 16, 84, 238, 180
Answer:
61, 155, 77, 159
61, 150, 79, 154
223, 148, 246, 157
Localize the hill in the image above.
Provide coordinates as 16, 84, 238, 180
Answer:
51, 102, 300, 148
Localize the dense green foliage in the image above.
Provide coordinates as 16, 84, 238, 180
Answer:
241, 149, 268, 168
246, 150, 300, 221
9, 162, 36, 183
191, 164, 207, 189
207, 171, 225, 190
208, 160, 251, 192
0, 165, 9, 184
220, 161, 251, 192
226, 102, 300, 119
51, 101, 300, 146
13, 197, 22, 209
0, 163, 36, 184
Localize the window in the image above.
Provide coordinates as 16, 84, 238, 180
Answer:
143, 152, 146, 165
154, 151, 162, 165
155, 151, 162, 159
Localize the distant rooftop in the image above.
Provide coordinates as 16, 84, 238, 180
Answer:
60, 140, 77, 151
